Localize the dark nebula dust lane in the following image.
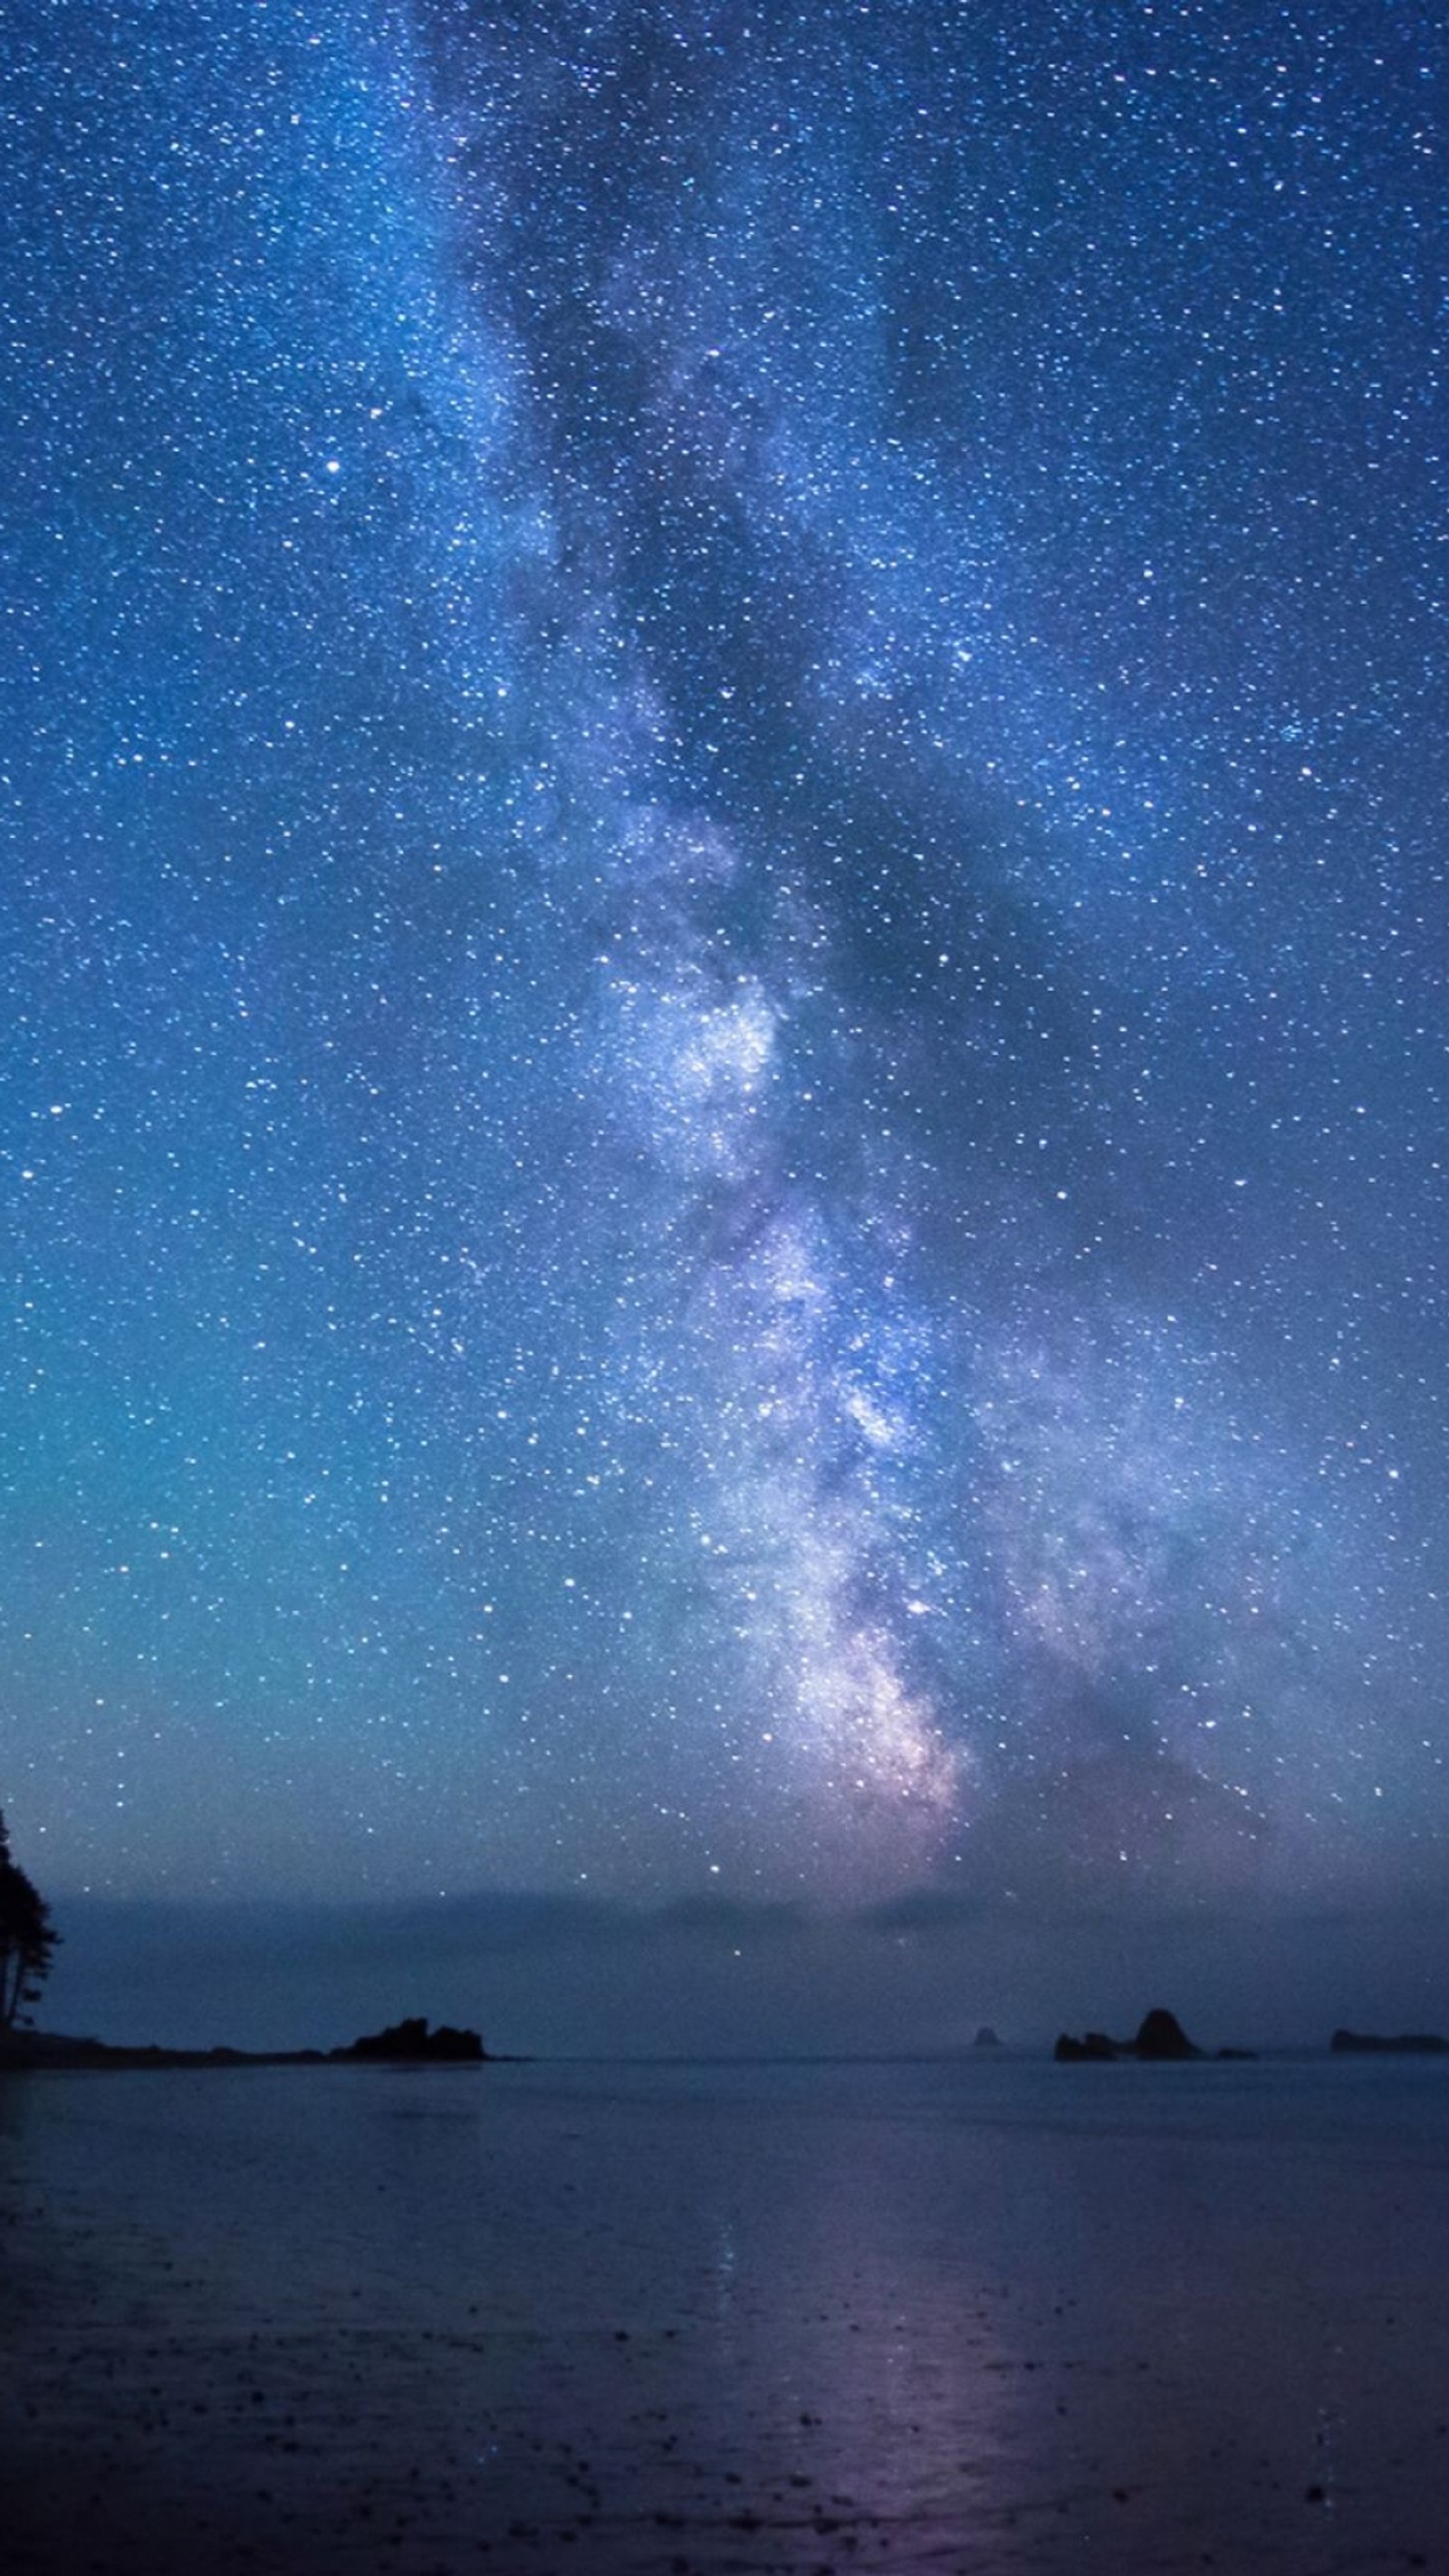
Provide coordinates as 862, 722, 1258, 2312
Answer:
2, 0, 1444, 1915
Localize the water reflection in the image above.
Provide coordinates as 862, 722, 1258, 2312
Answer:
4, 2060, 1449, 2571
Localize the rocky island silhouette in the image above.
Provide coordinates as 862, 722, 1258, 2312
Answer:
1055, 2007, 1258, 2063
1329, 2027, 1449, 2055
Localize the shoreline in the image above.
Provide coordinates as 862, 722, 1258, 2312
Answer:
5, 2052, 1449, 2572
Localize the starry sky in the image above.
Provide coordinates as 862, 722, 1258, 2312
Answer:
4, 0, 1445, 1948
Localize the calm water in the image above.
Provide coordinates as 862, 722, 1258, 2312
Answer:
3, 2053, 1448, 2571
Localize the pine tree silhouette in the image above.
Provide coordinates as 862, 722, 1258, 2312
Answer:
0, 1811, 59, 2033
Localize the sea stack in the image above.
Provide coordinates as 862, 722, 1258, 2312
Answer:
1054, 2007, 1203, 2063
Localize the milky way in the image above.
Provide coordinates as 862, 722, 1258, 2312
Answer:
2, 0, 1444, 1910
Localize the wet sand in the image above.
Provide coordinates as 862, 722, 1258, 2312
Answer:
3, 2054, 1447, 2571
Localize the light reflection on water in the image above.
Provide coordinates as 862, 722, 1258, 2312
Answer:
3, 2055, 1449, 2571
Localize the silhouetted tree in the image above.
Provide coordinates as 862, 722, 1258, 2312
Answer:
0, 1811, 59, 2032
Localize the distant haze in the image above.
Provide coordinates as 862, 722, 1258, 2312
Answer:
40, 1890, 1449, 2062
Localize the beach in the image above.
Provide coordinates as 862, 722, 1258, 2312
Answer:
3, 2053, 1447, 2572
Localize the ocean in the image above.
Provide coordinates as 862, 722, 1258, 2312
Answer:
3, 2052, 1447, 2571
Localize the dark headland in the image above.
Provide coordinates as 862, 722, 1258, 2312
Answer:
1330, 2027, 1449, 2055
0, 2014, 490, 2071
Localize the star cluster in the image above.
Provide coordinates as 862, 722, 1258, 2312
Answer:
2, 0, 1444, 1910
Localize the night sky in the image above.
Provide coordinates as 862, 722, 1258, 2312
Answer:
4, 0, 1445, 1982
